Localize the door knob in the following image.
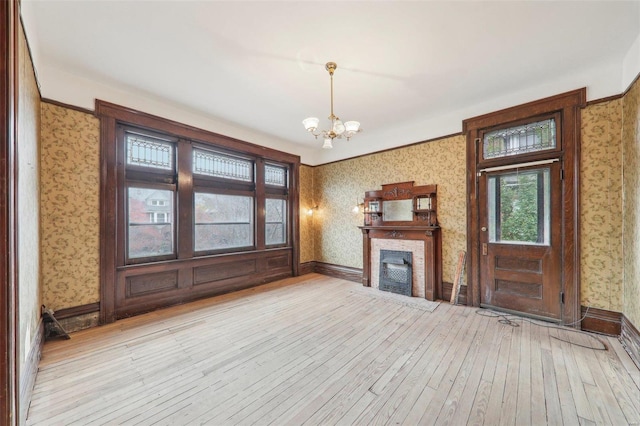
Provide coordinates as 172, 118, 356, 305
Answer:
481, 226, 487, 232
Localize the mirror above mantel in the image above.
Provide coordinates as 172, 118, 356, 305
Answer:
362, 181, 438, 227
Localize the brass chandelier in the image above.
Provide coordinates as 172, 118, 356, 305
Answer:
302, 62, 361, 149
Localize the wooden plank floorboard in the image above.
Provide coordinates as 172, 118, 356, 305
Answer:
25, 274, 640, 426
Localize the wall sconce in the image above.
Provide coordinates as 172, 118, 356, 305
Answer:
307, 205, 318, 216
352, 199, 364, 214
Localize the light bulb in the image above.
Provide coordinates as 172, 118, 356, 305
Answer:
333, 119, 345, 135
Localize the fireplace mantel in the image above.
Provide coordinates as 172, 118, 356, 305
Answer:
359, 225, 442, 301
358, 182, 442, 301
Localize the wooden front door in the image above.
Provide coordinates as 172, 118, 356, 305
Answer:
478, 162, 562, 321
464, 89, 585, 326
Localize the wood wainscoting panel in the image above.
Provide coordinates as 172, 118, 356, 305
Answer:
126, 270, 179, 298
114, 249, 294, 319
193, 260, 257, 285
267, 253, 290, 269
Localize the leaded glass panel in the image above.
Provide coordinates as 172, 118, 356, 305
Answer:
483, 119, 556, 159
265, 165, 287, 187
126, 134, 174, 170
193, 149, 253, 182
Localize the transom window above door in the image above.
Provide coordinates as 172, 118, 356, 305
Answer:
479, 113, 561, 164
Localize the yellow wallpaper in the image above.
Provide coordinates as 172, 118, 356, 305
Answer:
623, 78, 640, 328
299, 165, 315, 263
311, 135, 467, 284
40, 103, 101, 310
580, 100, 624, 311
40, 97, 635, 321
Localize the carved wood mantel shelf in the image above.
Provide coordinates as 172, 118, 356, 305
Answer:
358, 181, 442, 301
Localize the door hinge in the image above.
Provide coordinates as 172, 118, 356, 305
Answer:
560, 291, 565, 304
560, 169, 565, 180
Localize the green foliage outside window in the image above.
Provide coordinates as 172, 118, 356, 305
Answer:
498, 173, 540, 243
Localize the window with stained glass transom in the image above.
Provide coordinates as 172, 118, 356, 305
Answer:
483, 118, 556, 160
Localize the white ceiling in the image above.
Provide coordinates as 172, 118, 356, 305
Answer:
21, 1, 640, 165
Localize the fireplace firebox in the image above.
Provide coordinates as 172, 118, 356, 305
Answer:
379, 250, 413, 296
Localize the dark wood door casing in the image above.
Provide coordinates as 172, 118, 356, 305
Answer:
463, 88, 586, 326
97, 100, 301, 322
1, 0, 18, 423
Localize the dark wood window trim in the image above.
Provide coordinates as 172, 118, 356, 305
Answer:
97, 100, 301, 323
463, 88, 586, 326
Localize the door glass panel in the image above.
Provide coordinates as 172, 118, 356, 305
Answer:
488, 168, 550, 245
483, 119, 556, 159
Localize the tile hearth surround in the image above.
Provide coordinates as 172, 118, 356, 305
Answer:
371, 239, 425, 299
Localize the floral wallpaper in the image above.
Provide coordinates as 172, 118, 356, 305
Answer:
311, 135, 467, 285
40, 94, 638, 326
623, 78, 640, 328
580, 99, 623, 311
300, 165, 315, 263
40, 103, 101, 310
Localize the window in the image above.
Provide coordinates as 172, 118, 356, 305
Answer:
120, 127, 292, 262
266, 198, 287, 245
264, 164, 288, 246
128, 187, 174, 259
194, 193, 254, 251
488, 168, 550, 245
99, 100, 300, 322
193, 148, 253, 182
127, 133, 173, 170
483, 118, 556, 160
124, 130, 177, 262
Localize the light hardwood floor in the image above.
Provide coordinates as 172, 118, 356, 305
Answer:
27, 274, 640, 425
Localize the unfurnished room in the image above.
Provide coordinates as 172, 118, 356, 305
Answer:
1, 1, 640, 425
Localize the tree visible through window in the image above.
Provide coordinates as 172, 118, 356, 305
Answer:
488, 168, 550, 245
121, 127, 291, 263
194, 193, 253, 251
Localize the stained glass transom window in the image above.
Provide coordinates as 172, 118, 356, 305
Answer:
193, 149, 253, 182
265, 165, 286, 187
483, 119, 556, 159
126, 134, 174, 170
